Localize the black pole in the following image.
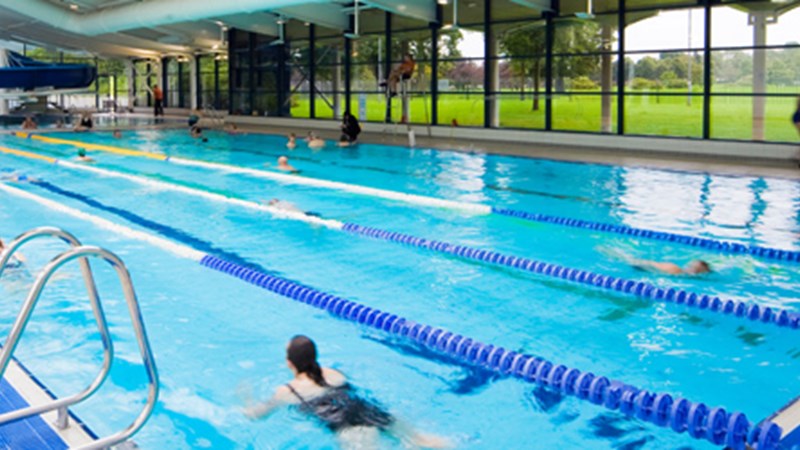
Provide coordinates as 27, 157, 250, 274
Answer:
431, 15, 440, 126
214, 57, 220, 110
227, 28, 235, 114
702, 0, 712, 139
617, 0, 625, 135
161, 57, 168, 107
195, 56, 201, 109
544, 11, 555, 131
94, 57, 100, 109
344, 37, 352, 117
249, 32, 256, 115
484, 0, 493, 128
278, 41, 287, 117
384, 12, 392, 123
309, 24, 316, 119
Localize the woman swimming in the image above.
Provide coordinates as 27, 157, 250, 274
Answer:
244, 335, 449, 449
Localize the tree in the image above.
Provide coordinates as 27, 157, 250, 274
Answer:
498, 21, 606, 111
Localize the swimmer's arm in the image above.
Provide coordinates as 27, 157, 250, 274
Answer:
14, 253, 26, 264
243, 386, 290, 420
631, 259, 683, 275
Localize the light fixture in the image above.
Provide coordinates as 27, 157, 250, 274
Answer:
212, 44, 219, 50
575, 0, 595, 19
437, 0, 448, 4
304, 21, 310, 26
69, 3, 78, 10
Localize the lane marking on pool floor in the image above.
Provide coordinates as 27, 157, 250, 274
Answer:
1, 145, 797, 331
15, 132, 800, 264
0, 180, 777, 450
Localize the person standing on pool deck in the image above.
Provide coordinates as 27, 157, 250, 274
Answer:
243, 335, 450, 450
152, 85, 164, 118
793, 96, 800, 137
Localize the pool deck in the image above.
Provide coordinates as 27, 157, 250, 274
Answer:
0, 357, 96, 449
8, 111, 800, 180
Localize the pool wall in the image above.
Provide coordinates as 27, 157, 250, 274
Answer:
226, 115, 800, 162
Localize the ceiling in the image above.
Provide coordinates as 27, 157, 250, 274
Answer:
0, 0, 794, 60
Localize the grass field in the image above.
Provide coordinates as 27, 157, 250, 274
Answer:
290, 91, 800, 143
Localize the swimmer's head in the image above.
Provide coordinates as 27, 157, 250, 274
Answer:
286, 335, 326, 386
278, 156, 288, 165
78, 148, 87, 157
0, 238, 4, 249
268, 198, 278, 205
289, 133, 296, 139
686, 260, 711, 275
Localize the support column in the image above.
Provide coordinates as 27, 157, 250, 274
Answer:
600, 23, 614, 133
159, 58, 167, 107
191, 56, 199, 110
616, 0, 625, 135
750, 11, 768, 141
488, 33, 501, 128
0, 50, 10, 114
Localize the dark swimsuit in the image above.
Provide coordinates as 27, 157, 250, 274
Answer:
286, 383, 393, 432
793, 110, 800, 124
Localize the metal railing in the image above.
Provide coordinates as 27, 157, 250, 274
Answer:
0, 227, 159, 450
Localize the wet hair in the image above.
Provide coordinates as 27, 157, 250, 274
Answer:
696, 260, 711, 272
287, 335, 327, 386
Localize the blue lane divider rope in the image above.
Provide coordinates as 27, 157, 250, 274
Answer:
341, 223, 800, 331
492, 207, 800, 264
199, 254, 781, 450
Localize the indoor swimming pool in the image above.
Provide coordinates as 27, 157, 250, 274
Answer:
0, 129, 798, 449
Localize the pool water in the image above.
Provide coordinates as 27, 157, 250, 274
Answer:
0, 129, 798, 449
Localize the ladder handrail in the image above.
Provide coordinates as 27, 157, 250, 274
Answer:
0, 240, 159, 450
0, 227, 114, 403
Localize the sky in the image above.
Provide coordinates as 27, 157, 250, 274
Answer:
457, 6, 800, 58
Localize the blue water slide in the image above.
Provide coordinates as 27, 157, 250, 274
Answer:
0, 51, 96, 90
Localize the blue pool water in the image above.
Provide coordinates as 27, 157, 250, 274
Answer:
0, 129, 798, 449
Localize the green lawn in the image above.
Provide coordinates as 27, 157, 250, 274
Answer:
289, 91, 800, 143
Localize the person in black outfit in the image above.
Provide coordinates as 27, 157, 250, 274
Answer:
243, 335, 449, 450
340, 113, 361, 146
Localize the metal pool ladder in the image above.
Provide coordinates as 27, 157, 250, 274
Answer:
0, 227, 159, 450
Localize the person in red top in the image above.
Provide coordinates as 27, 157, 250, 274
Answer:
384, 54, 416, 97
152, 84, 164, 117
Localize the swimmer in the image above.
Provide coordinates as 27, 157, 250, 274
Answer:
0, 173, 36, 183
243, 335, 450, 450
337, 135, 354, 147
267, 198, 304, 214
305, 131, 326, 148
225, 123, 240, 135
76, 148, 95, 163
21, 116, 37, 130
191, 125, 203, 138
113, 130, 122, 139
0, 238, 26, 268
55, 119, 64, 129
632, 259, 711, 276
287, 133, 297, 150
73, 113, 93, 132
276, 156, 299, 173
266, 199, 322, 218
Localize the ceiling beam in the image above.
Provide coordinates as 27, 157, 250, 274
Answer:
509, 0, 553, 12
0, 0, 328, 36
365, 0, 436, 23
273, 4, 350, 30
215, 13, 280, 36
